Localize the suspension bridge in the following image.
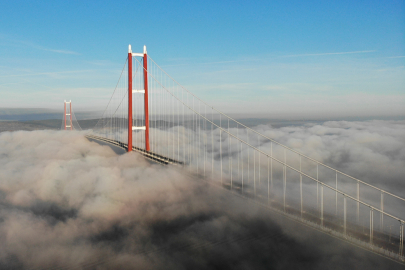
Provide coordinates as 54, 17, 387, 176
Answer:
64, 45, 405, 264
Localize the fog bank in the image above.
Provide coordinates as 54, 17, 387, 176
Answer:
0, 122, 404, 269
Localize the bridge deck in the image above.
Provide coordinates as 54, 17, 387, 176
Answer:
85, 134, 183, 165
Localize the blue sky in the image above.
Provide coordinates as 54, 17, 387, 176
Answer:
0, 0, 404, 118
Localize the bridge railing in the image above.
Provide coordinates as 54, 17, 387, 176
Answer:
89, 52, 404, 261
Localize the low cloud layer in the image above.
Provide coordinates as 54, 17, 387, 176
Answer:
257, 120, 405, 194
0, 122, 404, 269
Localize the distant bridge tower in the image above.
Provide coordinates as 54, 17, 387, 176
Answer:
64, 100, 72, 130
128, 44, 149, 152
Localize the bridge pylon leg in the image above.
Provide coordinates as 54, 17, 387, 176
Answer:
143, 46, 150, 152
128, 45, 133, 152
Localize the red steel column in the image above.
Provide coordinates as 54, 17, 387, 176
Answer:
128, 45, 133, 152
143, 46, 150, 152
64, 101, 66, 130
70, 102, 72, 130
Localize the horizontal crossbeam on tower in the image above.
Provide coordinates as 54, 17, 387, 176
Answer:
132, 53, 144, 57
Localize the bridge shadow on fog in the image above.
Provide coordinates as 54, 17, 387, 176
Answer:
86, 137, 127, 155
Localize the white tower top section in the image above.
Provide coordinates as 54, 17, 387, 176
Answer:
128, 44, 132, 53
143, 45, 147, 54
